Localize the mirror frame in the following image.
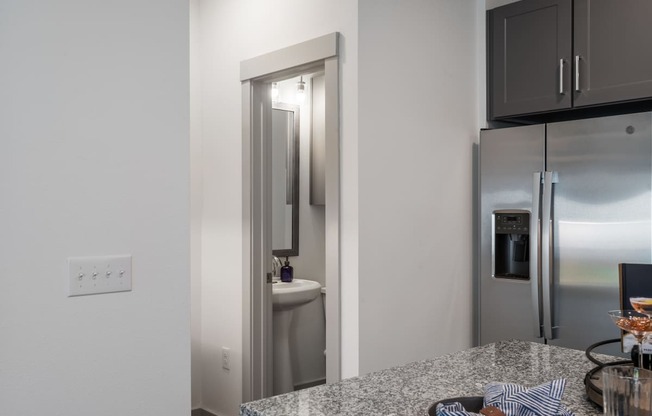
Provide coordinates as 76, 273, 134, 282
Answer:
272, 102, 300, 257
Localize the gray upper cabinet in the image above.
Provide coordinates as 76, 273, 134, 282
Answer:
574, 0, 652, 108
488, 0, 572, 118
488, 0, 652, 119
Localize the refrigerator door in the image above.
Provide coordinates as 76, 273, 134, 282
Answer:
479, 124, 545, 345
546, 112, 652, 354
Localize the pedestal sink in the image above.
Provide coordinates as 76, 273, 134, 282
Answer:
272, 278, 321, 395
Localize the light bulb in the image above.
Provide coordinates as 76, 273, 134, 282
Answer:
271, 82, 279, 101
296, 77, 306, 104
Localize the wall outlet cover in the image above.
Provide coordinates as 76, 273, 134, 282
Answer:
222, 347, 231, 370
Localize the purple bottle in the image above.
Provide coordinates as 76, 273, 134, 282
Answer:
280, 257, 294, 282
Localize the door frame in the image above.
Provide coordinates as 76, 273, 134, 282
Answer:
240, 32, 341, 402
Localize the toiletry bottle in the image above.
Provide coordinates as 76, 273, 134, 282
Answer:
280, 257, 294, 282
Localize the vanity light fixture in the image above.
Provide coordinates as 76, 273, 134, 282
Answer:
271, 82, 279, 102
296, 76, 306, 104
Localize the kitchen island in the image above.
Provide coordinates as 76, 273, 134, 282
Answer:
240, 339, 615, 416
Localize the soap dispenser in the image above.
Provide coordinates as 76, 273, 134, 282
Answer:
280, 257, 294, 283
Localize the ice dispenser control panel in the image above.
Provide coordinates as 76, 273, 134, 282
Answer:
495, 213, 528, 234
493, 211, 530, 280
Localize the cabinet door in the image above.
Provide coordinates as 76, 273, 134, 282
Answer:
574, 0, 652, 107
489, 0, 572, 118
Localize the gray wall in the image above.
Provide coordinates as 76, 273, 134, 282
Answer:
358, 0, 480, 374
1, 1, 190, 415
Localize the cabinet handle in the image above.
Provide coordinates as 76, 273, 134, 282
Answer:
575, 55, 581, 92
559, 59, 565, 95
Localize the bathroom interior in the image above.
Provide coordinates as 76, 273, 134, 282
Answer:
270, 73, 328, 394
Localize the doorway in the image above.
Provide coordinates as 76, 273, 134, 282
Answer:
240, 33, 341, 402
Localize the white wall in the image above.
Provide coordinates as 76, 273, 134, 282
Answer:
194, 1, 358, 414
0, 1, 190, 416
358, 0, 480, 374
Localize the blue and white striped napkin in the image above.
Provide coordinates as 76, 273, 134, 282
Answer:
436, 379, 575, 416
484, 379, 574, 416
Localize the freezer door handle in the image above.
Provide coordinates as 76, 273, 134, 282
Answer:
541, 171, 558, 340
531, 172, 543, 338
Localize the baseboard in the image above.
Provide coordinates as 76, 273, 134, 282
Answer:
191, 408, 219, 416
294, 377, 326, 391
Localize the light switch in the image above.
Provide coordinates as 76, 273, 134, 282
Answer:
68, 255, 132, 297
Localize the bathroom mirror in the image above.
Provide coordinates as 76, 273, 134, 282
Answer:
271, 102, 299, 257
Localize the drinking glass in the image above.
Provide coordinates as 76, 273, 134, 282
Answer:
609, 310, 652, 369
631, 297, 652, 317
602, 365, 652, 416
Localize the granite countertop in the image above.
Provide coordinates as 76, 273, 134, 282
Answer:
240, 339, 618, 416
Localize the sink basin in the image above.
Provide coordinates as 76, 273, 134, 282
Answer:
271, 278, 322, 395
272, 278, 321, 311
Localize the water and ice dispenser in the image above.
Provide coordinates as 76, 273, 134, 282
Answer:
493, 211, 530, 280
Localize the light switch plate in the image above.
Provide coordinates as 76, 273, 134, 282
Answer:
68, 255, 132, 297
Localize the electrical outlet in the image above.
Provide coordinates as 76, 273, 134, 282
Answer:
222, 347, 231, 370
68, 255, 132, 297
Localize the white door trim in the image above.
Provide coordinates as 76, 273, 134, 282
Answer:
241, 33, 341, 402
240, 33, 338, 82
242, 78, 274, 400
323, 55, 340, 385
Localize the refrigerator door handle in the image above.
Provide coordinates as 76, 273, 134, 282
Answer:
559, 59, 565, 95
575, 55, 582, 93
541, 171, 558, 340
531, 172, 543, 338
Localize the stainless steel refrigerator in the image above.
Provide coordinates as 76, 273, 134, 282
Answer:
478, 112, 652, 353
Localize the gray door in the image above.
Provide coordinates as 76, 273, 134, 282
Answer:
479, 124, 545, 345
546, 112, 652, 354
574, 1, 652, 107
488, 0, 572, 118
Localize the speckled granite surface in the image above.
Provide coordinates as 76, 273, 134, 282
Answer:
240, 340, 620, 416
